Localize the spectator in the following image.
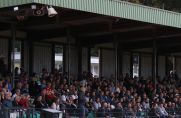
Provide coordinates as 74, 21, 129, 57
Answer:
12, 89, 21, 101
2, 92, 12, 109
78, 86, 87, 118
34, 95, 48, 109
93, 97, 101, 111
18, 94, 30, 108
97, 102, 109, 117
13, 96, 21, 107
51, 97, 60, 110
113, 102, 123, 117
157, 103, 168, 118
45, 81, 56, 106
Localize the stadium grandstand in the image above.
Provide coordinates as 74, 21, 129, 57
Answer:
0, 0, 181, 118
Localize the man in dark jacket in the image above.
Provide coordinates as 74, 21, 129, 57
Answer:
78, 86, 87, 118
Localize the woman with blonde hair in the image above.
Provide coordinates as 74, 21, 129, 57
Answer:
51, 97, 60, 110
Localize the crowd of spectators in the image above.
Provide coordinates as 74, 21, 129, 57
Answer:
0, 68, 180, 117
0, 57, 181, 117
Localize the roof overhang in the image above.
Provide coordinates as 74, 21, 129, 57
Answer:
1, 0, 181, 28
1, 0, 181, 54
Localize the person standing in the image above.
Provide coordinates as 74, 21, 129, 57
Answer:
78, 85, 87, 118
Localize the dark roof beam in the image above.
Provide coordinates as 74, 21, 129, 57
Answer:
29, 29, 66, 41
158, 46, 181, 54
79, 25, 153, 37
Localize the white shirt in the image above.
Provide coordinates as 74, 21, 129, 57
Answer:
51, 103, 60, 111
93, 101, 101, 110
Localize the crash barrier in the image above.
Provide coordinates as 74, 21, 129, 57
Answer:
0, 107, 181, 118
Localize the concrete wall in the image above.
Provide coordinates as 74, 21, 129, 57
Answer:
122, 52, 131, 77
33, 43, 52, 73
158, 56, 166, 79
0, 38, 8, 64
101, 49, 115, 79
141, 54, 152, 78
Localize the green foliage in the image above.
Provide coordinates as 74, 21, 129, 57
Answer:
164, 0, 181, 11
126, 0, 181, 12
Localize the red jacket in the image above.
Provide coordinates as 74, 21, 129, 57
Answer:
19, 98, 29, 108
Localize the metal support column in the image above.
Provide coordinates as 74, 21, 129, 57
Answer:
8, 38, 12, 73
172, 55, 175, 73
66, 29, 71, 85
21, 40, 24, 70
77, 41, 82, 75
51, 44, 55, 72
118, 49, 123, 80
114, 36, 118, 85
87, 48, 91, 73
153, 40, 157, 91
28, 32, 33, 76
11, 24, 16, 87
130, 52, 133, 78
63, 45, 66, 74
99, 48, 103, 78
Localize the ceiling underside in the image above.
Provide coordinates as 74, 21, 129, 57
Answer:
0, 4, 181, 54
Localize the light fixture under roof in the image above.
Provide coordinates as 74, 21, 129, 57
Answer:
31, 5, 37, 10
13, 6, 19, 11
47, 6, 57, 17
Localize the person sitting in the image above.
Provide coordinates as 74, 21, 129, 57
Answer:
13, 96, 21, 107
45, 81, 56, 106
113, 102, 123, 117
18, 94, 30, 108
157, 103, 168, 118
93, 97, 101, 111
97, 102, 109, 117
12, 89, 21, 101
51, 97, 60, 110
34, 95, 48, 109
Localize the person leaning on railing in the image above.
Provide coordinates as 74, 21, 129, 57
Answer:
44, 81, 56, 106
1, 92, 12, 109
12, 96, 21, 107
18, 94, 30, 108
34, 95, 48, 110
112, 102, 123, 117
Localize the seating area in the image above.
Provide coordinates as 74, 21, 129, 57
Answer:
0, 61, 181, 117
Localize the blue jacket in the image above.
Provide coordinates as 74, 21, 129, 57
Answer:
2, 99, 13, 109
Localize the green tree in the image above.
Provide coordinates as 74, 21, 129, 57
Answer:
166, 0, 181, 11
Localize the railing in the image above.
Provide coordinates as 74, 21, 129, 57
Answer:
0, 107, 181, 118
55, 107, 181, 118
0, 108, 40, 118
